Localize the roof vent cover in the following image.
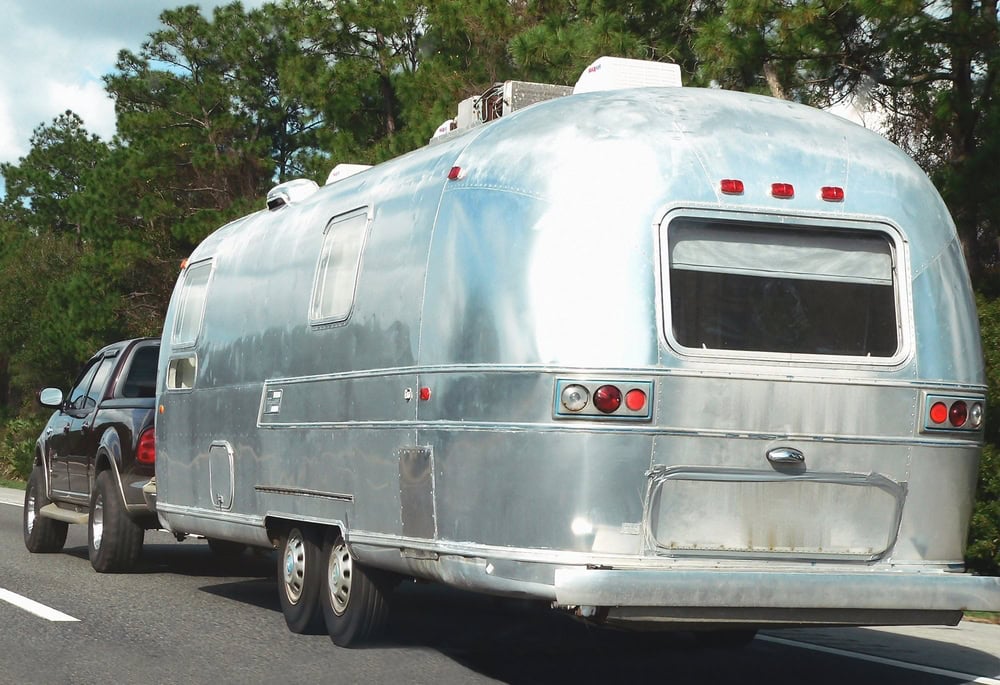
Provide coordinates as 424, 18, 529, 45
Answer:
266, 178, 319, 211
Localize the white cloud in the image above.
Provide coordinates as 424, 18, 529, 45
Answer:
0, 0, 269, 168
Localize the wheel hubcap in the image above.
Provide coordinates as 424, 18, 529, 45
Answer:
282, 531, 306, 604
91, 493, 104, 551
328, 540, 352, 616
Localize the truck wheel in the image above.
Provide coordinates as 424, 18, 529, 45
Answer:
23, 465, 68, 553
277, 526, 324, 634
88, 470, 144, 573
320, 531, 390, 647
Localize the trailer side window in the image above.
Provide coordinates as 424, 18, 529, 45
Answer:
310, 209, 369, 324
667, 218, 898, 358
172, 260, 212, 346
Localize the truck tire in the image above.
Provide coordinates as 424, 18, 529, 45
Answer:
23, 465, 68, 553
277, 526, 325, 634
88, 469, 144, 573
320, 531, 390, 647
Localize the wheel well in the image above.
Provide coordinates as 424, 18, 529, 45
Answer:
265, 517, 343, 549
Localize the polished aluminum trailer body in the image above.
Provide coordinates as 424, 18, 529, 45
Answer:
156, 85, 1000, 628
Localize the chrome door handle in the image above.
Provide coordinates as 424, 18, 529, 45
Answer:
766, 447, 804, 464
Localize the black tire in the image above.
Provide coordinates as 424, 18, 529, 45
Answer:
207, 537, 247, 558
277, 526, 325, 634
23, 464, 68, 553
88, 469, 144, 573
320, 531, 390, 647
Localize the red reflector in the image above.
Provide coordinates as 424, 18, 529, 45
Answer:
447, 166, 462, 180
419, 387, 432, 401
720, 179, 744, 195
821, 186, 845, 201
625, 389, 646, 412
929, 402, 948, 424
771, 183, 794, 198
136, 428, 156, 465
949, 401, 968, 427
593, 385, 622, 414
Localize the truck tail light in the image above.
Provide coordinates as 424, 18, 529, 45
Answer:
136, 427, 156, 465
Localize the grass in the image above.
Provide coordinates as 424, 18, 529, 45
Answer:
0, 477, 25, 490
964, 611, 1000, 624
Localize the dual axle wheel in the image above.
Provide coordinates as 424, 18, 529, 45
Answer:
277, 526, 390, 647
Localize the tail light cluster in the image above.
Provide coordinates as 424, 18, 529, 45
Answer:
136, 426, 156, 465
553, 379, 653, 421
923, 394, 984, 433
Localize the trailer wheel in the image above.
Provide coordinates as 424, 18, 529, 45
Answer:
88, 470, 144, 573
23, 465, 68, 553
320, 531, 390, 647
277, 526, 324, 634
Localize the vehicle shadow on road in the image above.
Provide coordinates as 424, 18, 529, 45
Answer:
130, 545, 1000, 684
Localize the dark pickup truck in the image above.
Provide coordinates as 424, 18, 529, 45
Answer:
23, 337, 160, 572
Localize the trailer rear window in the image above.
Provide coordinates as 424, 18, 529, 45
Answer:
666, 218, 898, 358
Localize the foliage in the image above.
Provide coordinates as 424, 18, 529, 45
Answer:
0, 415, 44, 482
969, 294, 1000, 575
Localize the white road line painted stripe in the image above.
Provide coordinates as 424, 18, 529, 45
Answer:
0, 588, 79, 622
758, 634, 1000, 685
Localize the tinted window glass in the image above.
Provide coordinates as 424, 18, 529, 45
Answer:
122, 346, 159, 398
667, 218, 898, 357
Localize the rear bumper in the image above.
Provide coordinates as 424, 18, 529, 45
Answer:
554, 567, 1000, 615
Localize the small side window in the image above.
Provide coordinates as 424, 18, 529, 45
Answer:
172, 260, 212, 346
310, 209, 370, 324
167, 355, 197, 390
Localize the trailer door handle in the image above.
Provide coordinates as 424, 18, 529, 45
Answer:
766, 447, 804, 464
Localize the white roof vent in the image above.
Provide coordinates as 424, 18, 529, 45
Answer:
266, 178, 319, 211
325, 163, 372, 185
573, 56, 682, 94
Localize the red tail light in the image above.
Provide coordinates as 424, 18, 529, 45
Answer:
136, 427, 156, 465
593, 385, 622, 414
949, 401, 968, 427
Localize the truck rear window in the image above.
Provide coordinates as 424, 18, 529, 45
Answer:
665, 217, 898, 358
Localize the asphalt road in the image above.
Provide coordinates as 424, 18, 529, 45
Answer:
1, 486, 998, 685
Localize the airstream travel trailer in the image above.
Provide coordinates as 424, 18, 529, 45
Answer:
152, 58, 1000, 646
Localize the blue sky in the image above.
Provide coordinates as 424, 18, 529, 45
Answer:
0, 0, 267, 195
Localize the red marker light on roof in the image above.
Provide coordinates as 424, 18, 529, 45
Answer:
447, 166, 462, 181
720, 179, 744, 195
821, 186, 845, 202
771, 183, 794, 199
